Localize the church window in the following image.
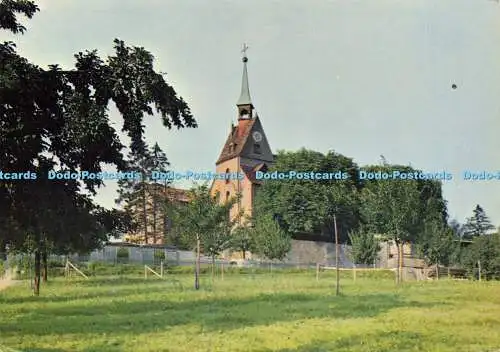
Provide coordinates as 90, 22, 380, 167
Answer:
226, 191, 230, 201
240, 108, 249, 118
253, 143, 261, 154
225, 168, 230, 184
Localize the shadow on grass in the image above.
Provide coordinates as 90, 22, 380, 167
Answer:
0, 290, 445, 339
21, 349, 69, 352
0, 278, 185, 304
270, 331, 425, 352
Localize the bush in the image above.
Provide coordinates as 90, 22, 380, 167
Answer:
0, 259, 4, 277
153, 249, 166, 265
154, 250, 165, 260
87, 261, 143, 276
116, 247, 129, 264
48, 259, 65, 268
462, 234, 500, 280
7, 254, 32, 279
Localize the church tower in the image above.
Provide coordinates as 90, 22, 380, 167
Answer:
211, 45, 274, 224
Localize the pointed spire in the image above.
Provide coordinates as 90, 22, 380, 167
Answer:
237, 43, 252, 106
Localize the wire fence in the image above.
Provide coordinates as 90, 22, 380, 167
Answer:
2, 246, 498, 281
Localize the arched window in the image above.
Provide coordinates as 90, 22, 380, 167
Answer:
225, 168, 230, 184
226, 191, 230, 201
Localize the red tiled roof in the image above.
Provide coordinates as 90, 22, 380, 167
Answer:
216, 118, 256, 164
148, 184, 190, 202
164, 187, 190, 202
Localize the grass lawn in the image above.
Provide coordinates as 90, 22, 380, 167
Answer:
0, 272, 499, 352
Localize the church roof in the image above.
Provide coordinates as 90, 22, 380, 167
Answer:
164, 187, 190, 203
144, 183, 190, 203
216, 118, 256, 164
237, 56, 252, 106
240, 163, 267, 184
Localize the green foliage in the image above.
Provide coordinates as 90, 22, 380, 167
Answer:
252, 214, 292, 261
462, 205, 495, 240
167, 184, 240, 253
116, 143, 170, 243
47, 259, 65, 268
116, 247, 129, 258
0, 0, 39, 34
230, 225, 254, 258
167, 184, 240, 288
6, 254, 33, 279
0, 4, 196, 294
416, 222, 457, 266
360, 168, 422, 244
154, 249, 165, 260
253, 148, 361, 242
116, 247, 130, 259
348, 229, 380, 265
462, 233, 500, 280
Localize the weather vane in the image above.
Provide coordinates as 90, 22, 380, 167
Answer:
241, 43, 249, 57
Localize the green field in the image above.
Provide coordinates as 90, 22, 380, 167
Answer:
1, 272, 499, 352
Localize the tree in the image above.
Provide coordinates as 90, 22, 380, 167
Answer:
0, 2, 197, 295
252, 214, 291, 262
360, 174, 421, 284
116, 143, 170, 244
449, 219, 464, 238
462, 205, 495, 240
0, 0, 38, 34
463, 232, 500, 280
416, 221, 456, 270
167, 185, 239, 289
230, 224, 254, 260
253, 148, 361, 243
150, 143, 170, 244
348, 229, 380, 265
203, 217, 233, 278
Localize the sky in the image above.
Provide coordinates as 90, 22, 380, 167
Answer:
2, 0, 500, 226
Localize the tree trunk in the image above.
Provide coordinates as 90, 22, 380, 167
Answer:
334, 214, 340, 296
195, 236, 200, 290
211, 255, 215, 280
34, 249, 41, 296
42, 250, 48, 282
395, 240, 400, 284
143, 182, 148, 244
152, 186, 157, 244
399, 242, 404, 283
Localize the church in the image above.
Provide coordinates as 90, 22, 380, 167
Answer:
120, 49, 414, 271
210, 49, 275, 223
123, 49, 275, 245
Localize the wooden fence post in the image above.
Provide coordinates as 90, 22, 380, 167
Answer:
316, 263, 320, 282
478, 260, 482, 281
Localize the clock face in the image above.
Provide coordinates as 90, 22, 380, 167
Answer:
252, 131, 262, 142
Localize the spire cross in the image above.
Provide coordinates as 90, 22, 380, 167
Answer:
241, 43, 249, 57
